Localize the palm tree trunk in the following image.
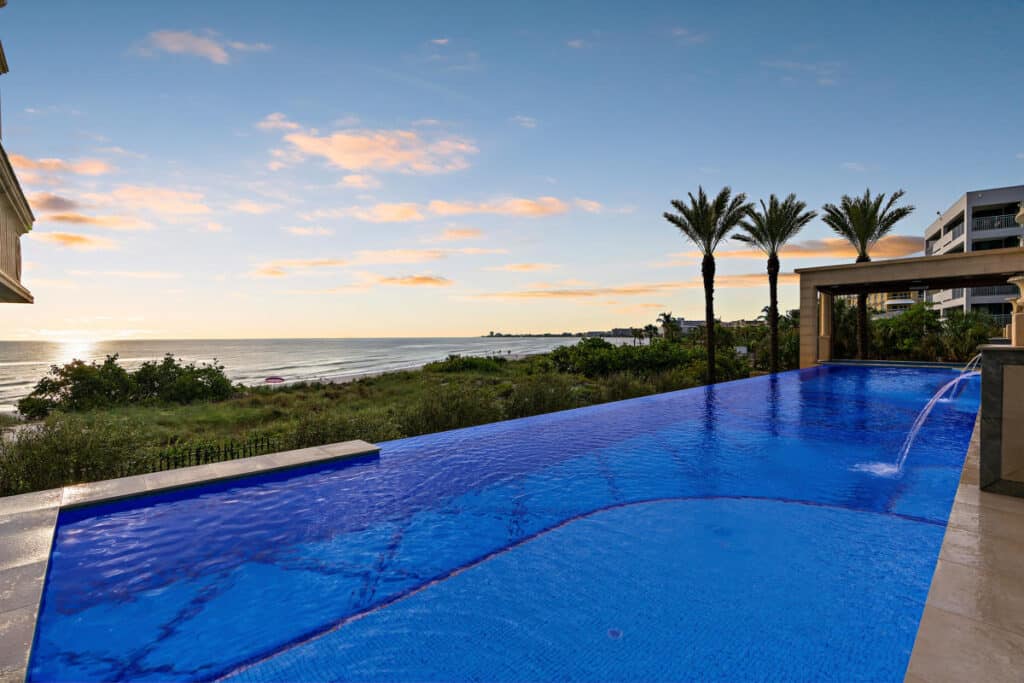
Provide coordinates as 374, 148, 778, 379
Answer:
856, 293, 868, 359
767, 253, 779, 373
702, 254, 716, 384
855, 254, 871, 359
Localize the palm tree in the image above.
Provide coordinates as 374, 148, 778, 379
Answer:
657, 311, 677, 340
821, 189, 915, 359
630, 327, 644, 346
664, 186, 751, 383
644, 323, 660, 343
733, 194, 817, 374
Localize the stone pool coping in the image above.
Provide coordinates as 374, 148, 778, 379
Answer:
906, 417, 1024, 682
0, 439, 380, 683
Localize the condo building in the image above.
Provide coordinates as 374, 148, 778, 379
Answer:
925, 184, 1024, 326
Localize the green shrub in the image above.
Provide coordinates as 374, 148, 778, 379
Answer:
400, 384, 502, 434
0, 413, 152, 496
424, 354, 507, 373
17, 354, 237, 418
549, 338, 700, 377
499, 374, 588, 419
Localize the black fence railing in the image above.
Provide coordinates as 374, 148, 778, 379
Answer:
156, 434, 283, 471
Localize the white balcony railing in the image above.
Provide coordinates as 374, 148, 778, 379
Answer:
970, 285, 1020, 298
973, 214, 1019, 232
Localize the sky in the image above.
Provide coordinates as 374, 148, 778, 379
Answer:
0, 0, 1022, 340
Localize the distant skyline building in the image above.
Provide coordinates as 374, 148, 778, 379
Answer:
0, 2, 35, 305
924, 184, 1024, 326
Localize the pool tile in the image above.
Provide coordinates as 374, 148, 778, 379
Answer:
0, 489, 60, 517
0, 508, 57, 571
936, 527, 1024, 579
926, 559, 1024, 638
0, 605, 36, 683
0, 561, 46, 613
947, 501, 1024, 543
907, 605, 1024, 683
61, 473, 153, 508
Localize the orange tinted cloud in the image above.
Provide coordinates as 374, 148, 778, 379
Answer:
29, 193, 79, 212
29, 232, 117, 251
339, 174, 380, 189
41, 213, 153, 231
280, 125, 477, 174
231, 199, 281, 215
10, 154, 113, 176
574, 198, 603, 213
428, 196, 568, 217
347, 203, 424, 223
471, 273, 796, 300
427, 228, 483, 242
85, 185, 211, 216
378, 275, 452, 287
487, 263, 559, 272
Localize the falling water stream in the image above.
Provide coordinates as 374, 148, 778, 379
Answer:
854, 370, 978, 478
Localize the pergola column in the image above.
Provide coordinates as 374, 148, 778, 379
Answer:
1010, 275, 1024, 347
799, 280, 819, 368
818, 292, 833, 362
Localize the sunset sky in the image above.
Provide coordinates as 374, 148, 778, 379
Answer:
1, 0, 1022, 340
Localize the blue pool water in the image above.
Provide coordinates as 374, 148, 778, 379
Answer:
29, 366, 980, 682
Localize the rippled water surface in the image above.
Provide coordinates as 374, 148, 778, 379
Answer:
29, 366, 980, 682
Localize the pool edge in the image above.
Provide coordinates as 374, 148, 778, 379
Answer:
0, 438, 380, 683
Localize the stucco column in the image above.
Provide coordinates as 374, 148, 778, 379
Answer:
1010, 275, 1024, 347
817, 292, 833, 362
799, 279, 818, 368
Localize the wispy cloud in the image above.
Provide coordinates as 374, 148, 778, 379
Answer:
39, 213, 153, 231
761, 59, 841, 86
84, 185, 211, 217
379, 275, 451, 287
28, 232, 118, 251
428, 196, 568, 217
486, 263, 559, 272
260, 114, 478, 175
347, 203, 425, 223
70, 270, 183, 280
253, 246, 505, 278
339, 174, 380, 189
137, 30, 271, 65
231, 199, 281, 215
567, 39, 586, 49
284, 226, 334, 237
574, 198, 602, 214
425, 228, 483, 242
10, 154, 113, 176
469, 273, 797, 300
431, 38, 449, 45
29, 192, 80, 212
670, 27, 709, 44
841, 161, 867, 172
511, 115, 537, 129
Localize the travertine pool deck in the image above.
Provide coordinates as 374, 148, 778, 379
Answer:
906, 419, 1024, 682
0, 439, 379, 683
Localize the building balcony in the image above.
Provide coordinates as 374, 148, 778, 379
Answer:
973, 213, 1020, 232
0, 143, 34, 303
970, 285, 1020, 298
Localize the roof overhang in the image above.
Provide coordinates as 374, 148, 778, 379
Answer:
0, 267, 32, 303
795, 247, 1024, 295
0, 40, 7, 75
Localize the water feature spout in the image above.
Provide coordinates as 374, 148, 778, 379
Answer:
854, 372, 976, 478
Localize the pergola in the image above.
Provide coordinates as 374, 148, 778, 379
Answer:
795, 247, 1024, 367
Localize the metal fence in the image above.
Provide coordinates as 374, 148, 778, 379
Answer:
972, 214, 1019, 232
155, 434, 283, 471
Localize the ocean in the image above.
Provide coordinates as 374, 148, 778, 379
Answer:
0, 337, 612, 413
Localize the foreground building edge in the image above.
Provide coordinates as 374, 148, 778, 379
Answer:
0, 439, 380, 682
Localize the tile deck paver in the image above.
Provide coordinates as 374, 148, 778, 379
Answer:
906, 418, 1024, 682
0, 439, 379, 683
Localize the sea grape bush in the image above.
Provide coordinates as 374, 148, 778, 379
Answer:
17, 354, 236, 419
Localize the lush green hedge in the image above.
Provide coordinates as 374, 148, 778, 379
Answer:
17, 354, 237, 419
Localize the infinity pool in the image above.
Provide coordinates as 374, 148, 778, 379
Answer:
29, 366, 980, 681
